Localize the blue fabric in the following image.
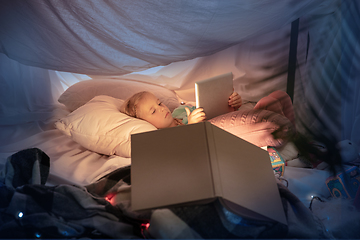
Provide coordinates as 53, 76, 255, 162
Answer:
172, 105, 196, 124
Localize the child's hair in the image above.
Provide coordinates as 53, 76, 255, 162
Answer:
120, 91, 150, 118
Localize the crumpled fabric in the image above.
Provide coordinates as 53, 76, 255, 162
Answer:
0, 0, 335, 75
0, 148, 50, 190
0, 147, 337, 239
0, 148, 140, 239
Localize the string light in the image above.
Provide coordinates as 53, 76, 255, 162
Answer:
140, 222, 150, 238
309, 195, 324, 211
105, 193, 116, 205
17, 211, 24, 218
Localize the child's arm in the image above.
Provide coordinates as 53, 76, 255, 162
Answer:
228, 91, 242, 110
185, 107, 206, 124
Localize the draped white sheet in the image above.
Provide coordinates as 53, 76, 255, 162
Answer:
0, 0, 335, 75
298, 0, 360, 147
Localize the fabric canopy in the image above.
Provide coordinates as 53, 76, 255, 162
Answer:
0, 0, 335, 75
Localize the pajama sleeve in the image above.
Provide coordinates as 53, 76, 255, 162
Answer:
171, 105, 196, 125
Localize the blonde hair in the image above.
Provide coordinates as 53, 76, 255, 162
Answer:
120, 91, 150, 118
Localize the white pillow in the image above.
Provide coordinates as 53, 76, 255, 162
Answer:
58, 79, 180, 112
55, 95, 157, 158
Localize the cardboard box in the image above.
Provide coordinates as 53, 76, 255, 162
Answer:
131, 122, 287, 225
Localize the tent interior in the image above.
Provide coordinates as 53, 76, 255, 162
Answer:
1, 0, 360, 239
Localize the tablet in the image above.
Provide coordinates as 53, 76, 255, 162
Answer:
195, 72, 234, 119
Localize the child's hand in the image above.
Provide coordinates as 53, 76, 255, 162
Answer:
228, 92, 242, 110
185, 107, 206, 124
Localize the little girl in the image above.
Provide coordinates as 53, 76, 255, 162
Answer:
120, 90, 295, 130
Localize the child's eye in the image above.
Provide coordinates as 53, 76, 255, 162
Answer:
158, 102, 162, 106
152, 110, 156, 114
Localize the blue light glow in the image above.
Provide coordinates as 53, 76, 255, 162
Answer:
18, 212, 24, 218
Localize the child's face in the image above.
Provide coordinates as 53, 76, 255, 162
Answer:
136, 93, 175, 129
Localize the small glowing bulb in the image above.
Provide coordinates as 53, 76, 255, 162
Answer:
18, 212, 24, 218
140, 222, 150, 230
311, 195, 314, 199
35, 232, 41, 238
145, 222, 150, 229
105, 193, 116, 205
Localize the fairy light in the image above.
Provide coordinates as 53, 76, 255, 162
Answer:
105, 195, 112, 202
140, 222, 150, 238
143, 222, 150, 229
309, 195, 324, 211
18, 211, 24, 218
105, 193, 116, 205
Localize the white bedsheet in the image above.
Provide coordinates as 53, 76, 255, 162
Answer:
0, 104, 131, 186
0, 129, 131, 186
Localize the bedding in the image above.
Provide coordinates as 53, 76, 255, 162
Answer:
1, 95, 359, 238
0, 128, 131, 187
55, 94, 295, 159
209, 108, 295, 148
55, 95, 156, 158
0, 102, 132, 186
0, 148, 141, 239
0, 147, 345, 239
